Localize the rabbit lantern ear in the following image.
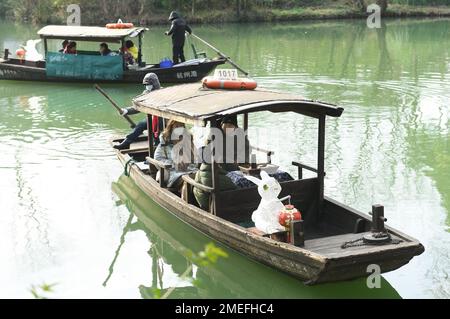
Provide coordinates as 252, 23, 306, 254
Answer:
260, 171, 270, 180
245, 175, 261, 186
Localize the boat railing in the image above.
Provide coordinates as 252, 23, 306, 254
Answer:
182, 174, 214, 193
252, 146, 274, 164
146, 156, 173, 188
181, 174, 214, 208
292, 161, 325, 180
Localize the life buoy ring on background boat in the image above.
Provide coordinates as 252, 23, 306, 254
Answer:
106, 20, 134, 29
202, 76, 257, 90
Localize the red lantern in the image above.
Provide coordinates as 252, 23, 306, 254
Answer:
278, 205, 302, 228
16, 48, 25, 59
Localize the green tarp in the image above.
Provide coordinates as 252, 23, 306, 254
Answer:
46, 52, 123, 80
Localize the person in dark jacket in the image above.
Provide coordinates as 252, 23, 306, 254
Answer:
99, 43, 112, 56
193, 137, 237, 210
165, 11, 192, 65
64, 41, 77, 54
220, 115, 252, 172
193, 162, 237, 210
59, 40, 69, 53
113, 73, 162, 150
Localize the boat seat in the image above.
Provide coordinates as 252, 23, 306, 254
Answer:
214, 177, 319, 224
181, 173, 199, 205
145, 156, 175, 191
181, 173, 319, 229
247, 227, 288, 242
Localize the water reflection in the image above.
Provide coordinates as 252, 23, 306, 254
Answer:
110, 175, 400, 299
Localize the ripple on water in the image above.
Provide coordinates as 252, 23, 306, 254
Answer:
1, 127, 117, 163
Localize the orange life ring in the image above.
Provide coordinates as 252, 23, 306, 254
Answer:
106, 22, 134, 29
202, 76, 257, 90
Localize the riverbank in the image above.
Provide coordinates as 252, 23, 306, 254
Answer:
120, 5, 450, 25
258, 4, 450, 22
2, 3, 450, 25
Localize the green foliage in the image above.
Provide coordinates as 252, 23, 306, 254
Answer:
0, 1, 12, 18
151, 287, 162, 298
153, 242, 228, 299
185, 242, 229, 267
1, 1, 450, 24
30, 283, 57, 299
0, 1, 363, 24
391, 0, 450, 4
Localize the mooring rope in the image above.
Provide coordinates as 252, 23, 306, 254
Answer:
341, 232, 402, 249
124, 158, 136, 177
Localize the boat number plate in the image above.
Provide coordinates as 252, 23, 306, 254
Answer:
214, 69, 238, 80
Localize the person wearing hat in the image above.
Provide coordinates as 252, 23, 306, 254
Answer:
165, 11, 192, 65
113, 73, 163, 150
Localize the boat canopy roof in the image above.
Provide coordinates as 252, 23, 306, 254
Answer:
133, 83, 344, 125
37, 25, 147, 42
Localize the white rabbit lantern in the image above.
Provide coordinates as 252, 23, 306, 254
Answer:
245, 171, 287, 234
23, 40, 43, 62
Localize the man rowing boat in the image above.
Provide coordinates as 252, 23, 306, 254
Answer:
113, 73, 162, 150
165, 11, 192, 65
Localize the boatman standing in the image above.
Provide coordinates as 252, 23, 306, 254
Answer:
165, 11, 192, 65
113, 73, 162, 150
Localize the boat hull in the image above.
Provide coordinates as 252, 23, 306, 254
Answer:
115, 148, 424, 285
0, 58, 226, 83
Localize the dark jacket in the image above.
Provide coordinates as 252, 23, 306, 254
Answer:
167, 12, 192, 46
193, 163, 237, 210
124, 107, 140, 115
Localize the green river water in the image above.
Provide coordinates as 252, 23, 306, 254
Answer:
0, 18, 449, 298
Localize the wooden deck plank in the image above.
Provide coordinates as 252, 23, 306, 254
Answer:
305, 232, 405, 256
129, 140, 148, 150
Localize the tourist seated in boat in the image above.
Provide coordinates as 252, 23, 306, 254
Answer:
121, 40, 137, 65
217, 115, 294, 188
219, 115, 251, 172
64, 41, 77, 54
99, 43, 112, 56
125, 40, 138, 60
59, 40, 69, 53
154, 120, 198, 191
193, 139, 237, 210
114, 73, 163, 150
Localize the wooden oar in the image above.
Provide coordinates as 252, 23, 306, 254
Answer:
94, 84, 136, 128
189, 33, 250, 77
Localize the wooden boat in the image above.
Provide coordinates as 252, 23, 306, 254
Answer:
110, 175, 401, 298
0, 25, 225, 83
111, 83, 424, 284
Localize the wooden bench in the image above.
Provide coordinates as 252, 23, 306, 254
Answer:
182, 174, 318, 222
214, 178, 319, 223
146, 156, 175, 190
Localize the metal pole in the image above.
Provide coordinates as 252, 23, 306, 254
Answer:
317, 115, 326, 221
138, 33, 143, 66
43, 38, 48, 59
210, 118, 220, 215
